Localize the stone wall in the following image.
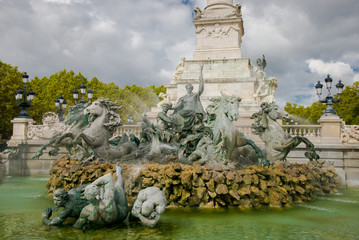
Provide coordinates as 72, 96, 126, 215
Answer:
286, 143, 359, 187
5, 142, 67, 176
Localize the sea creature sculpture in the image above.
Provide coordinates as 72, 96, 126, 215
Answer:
33, 103, 90, 160
204, 94, 267, 165
251, 102, 320, 162
72, 98, 137, 161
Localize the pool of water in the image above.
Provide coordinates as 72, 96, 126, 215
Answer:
0, 176, 358, 240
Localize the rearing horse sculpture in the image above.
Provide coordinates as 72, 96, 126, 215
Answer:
205, 94, 268, 165
32, 103, 90, 160
73, 98, 137, 161
251, 102, 319, 162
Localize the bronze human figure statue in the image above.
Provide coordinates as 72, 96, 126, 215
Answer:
73, 162, 128, 229
42, 185, 89, 226
171, 64, 205, 132
131, 186, 167, 228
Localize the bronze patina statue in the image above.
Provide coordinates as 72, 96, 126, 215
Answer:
73, 162, 128, 229
42, 185, 89, 226
131, 186, 167, 228
171, 64, 205, 132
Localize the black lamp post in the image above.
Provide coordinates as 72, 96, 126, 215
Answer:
315, 74, 344, 116
15, 72, 35, 118
55, 94, 67, 121
73, 83, 93, 104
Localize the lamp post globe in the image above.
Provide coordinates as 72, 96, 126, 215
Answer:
87, 87, 94, 101
72, 88, 79, 104
80, 83, 86, 104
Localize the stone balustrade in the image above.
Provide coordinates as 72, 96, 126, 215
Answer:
282, 125, 322, 139
116, 125, 142, 137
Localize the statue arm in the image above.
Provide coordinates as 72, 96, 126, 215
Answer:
198, 64, 204, 96
91, 173, 113, 187
42, 207, 70, 226
115, 163, 128, 219
158, 112, 173, 125
172, 99, 183, 112
130, 192, 145, 218
137, 203, 165, 228
73, 208, 89, 229
136, 213, 161, 228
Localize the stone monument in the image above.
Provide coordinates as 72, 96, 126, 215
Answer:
148, 0, 277, 126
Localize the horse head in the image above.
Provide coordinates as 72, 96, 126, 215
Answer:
220, 93, 242, 121
84, 98, 108, 123
262, 102, 289, 121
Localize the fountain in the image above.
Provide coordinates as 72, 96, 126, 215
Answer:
32, 61, 340, 232
1, 0, 357, 237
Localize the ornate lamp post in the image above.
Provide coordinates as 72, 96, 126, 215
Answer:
315, 75, 344, 116
15, 72, 35, 118
72, 83, 93, 104
55, 94, 67, 121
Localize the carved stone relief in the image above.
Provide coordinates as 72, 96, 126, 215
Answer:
27, 112, 68, 140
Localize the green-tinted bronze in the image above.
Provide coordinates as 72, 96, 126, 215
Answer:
42, 185, 89, 226
73, 162, 128, 229
251, 102, 320, 162
33, 103, 90, 160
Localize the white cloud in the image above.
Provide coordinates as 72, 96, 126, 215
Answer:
0, 0, 358, 106
130, 31, 143, 49
306, 59, 359, 83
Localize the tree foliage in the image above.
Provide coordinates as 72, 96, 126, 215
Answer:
0, 60, 165, 139
333, 81, 359, 125
285, 82, 359, 125
284, 102, 326, 125
0, 60, 23, 139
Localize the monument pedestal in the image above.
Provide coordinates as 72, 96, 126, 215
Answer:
147, 0, 276, 127
7, 118, 35, 147
318, 115, 342, 143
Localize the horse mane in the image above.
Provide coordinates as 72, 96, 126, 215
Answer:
206, 95, 242, 113
251, 102, 279, 135
97, 97, 122, 134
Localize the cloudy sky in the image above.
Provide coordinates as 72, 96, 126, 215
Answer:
1, 0, 358, 107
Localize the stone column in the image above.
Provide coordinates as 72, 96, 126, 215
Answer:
7, 118, 35, 147
318, 115, 342, 143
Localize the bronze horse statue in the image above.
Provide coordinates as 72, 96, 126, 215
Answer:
33, 103, 90, 160
205, 94, 268, 165
251, 102, 319, 163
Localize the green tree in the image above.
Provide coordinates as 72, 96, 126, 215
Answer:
28, 70, 90, 124
0, 60, 166, 139
0, 60, 23, 139
333, 81, 359, 125
285, 82, 359, 125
